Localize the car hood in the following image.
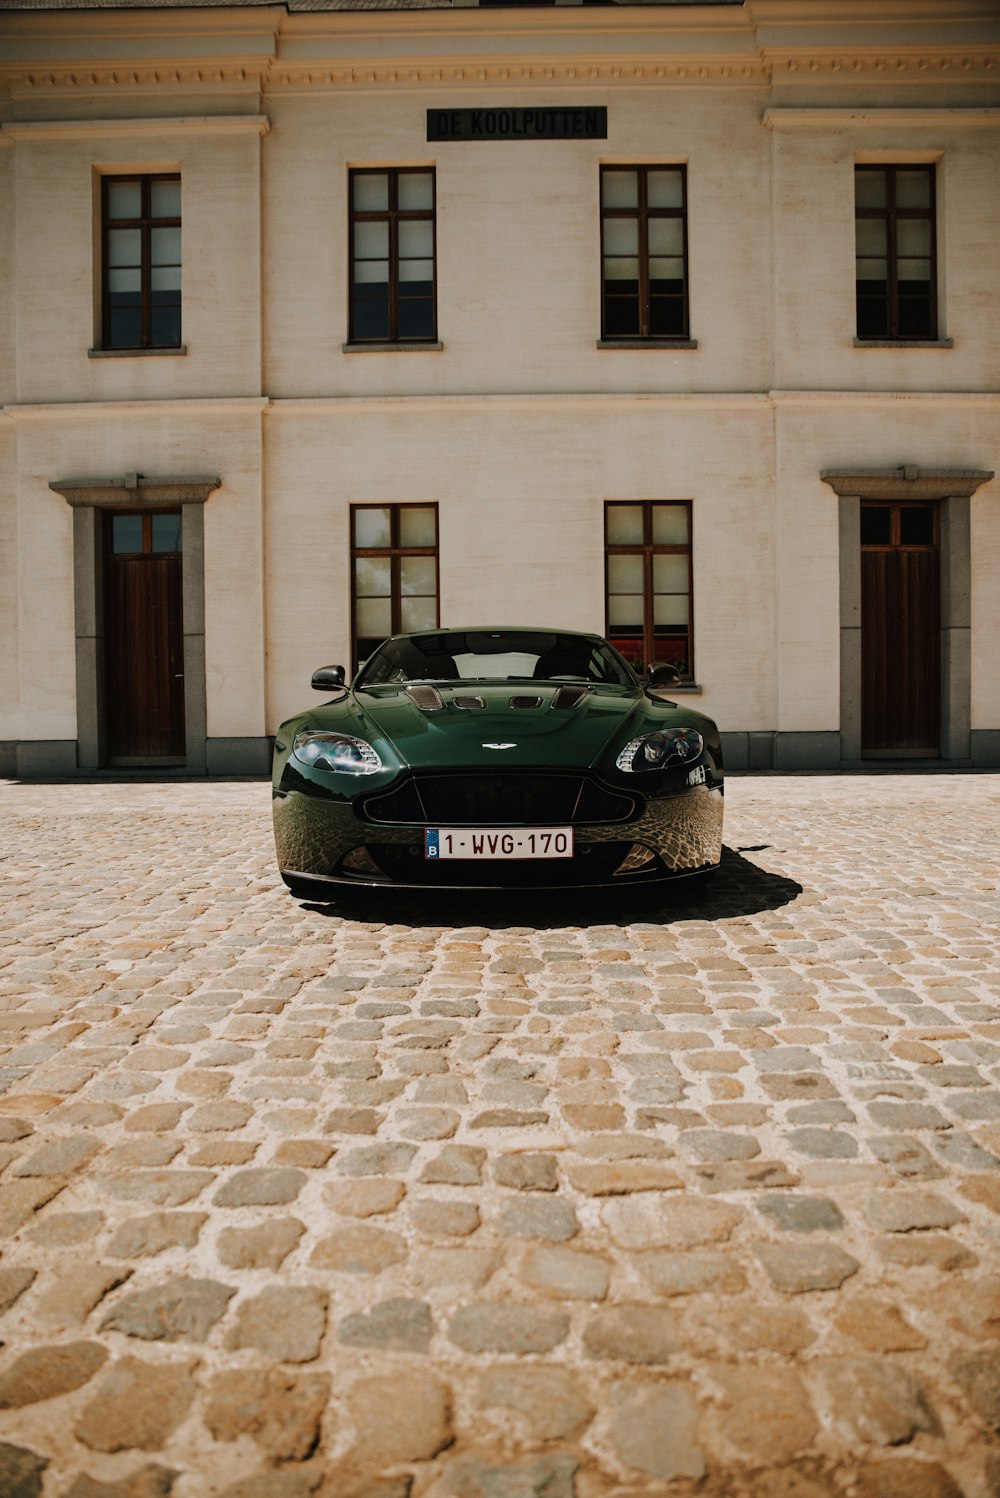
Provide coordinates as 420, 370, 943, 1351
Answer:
349, 682, 643, 770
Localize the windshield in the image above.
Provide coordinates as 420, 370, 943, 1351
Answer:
358, 630, 637, 688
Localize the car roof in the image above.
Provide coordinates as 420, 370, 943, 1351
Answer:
384, 626, 606, 642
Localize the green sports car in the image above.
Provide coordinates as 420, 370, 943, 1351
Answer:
271, 627, 723, 895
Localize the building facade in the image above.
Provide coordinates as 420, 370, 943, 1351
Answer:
1, 0, 998, 776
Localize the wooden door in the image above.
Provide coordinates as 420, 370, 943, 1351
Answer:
105, 511, 185, 764
861, 502, 940, 758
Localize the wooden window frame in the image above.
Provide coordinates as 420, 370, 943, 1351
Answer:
105, 509, 184, 560
600, 164, 689, 342
350, 503, 440, 669
102, 173, 182, 351
855, 164, 937, 343
860, 500, 940, 552
604, 500, 694, 680
348, 168, 437, 345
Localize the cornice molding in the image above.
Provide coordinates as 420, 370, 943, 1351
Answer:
6, 397, 268, 421
7, 71, 266, 97
746, 0, 1000, 19
764, 106, 1000, 129
821, 466, 994, 500
771, 391, 1000, 406
5, 58, 772, 93
1, 113, 269, 139
271, 57, 769, 90
5, 392, 999, 421
50, 472, 221, 508
5, 50, 998, 96
267, 393, 773, 415
760, 50, 997, 81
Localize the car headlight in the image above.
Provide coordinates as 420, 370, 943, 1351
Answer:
615, 727, 704, 773
292, 730, 382, 775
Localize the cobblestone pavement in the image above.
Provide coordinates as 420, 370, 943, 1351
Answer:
0, 774, 998, 1498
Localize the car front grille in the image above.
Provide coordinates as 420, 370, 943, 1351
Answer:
363, 772, 636, 827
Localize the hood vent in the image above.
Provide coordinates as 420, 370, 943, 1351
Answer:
552, 684, 591, 710
509, 695, 543, 709
454, 695, 486, 710
405, 684, 445, 712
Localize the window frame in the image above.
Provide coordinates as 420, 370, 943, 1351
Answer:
101, 173, 182, 351
600, 164, 690, 343
105, 509, 184, 560
350, 503, 441, 670
604, 500, 694, 681
348, 168, 438, 346
860, 500, 940, 552
855, 164, 938, 343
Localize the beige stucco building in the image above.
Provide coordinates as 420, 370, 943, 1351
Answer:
1, 0, 997, 776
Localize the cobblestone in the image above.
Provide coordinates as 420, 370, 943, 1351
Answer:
0, 773, 999, 1494
99, 1277, 235, 1342
203, 1368, 331, 1460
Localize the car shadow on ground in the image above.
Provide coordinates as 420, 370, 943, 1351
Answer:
298, 847, 803, 931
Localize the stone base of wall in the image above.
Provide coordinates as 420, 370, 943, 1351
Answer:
10, 738, 273, 779
7, 733, 995, 778
721, 732, 842, 771
16, 741, 78, 777
205, 737, 272, 776
721, 731, 995, 772
971, 731, 1000, 769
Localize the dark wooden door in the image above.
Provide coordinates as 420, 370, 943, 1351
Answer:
861, 502, 940, 758
105, 511, 185, 764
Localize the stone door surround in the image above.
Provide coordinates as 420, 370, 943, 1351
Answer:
49, 472, 220, 772
822, 466, 994, 767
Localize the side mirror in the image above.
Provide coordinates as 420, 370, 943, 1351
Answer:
311, 664, 347, 692
647, 662, 682, 687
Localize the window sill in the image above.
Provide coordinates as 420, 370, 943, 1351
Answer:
342, 341, 444, 353
597, 339, 698, 350
852, 338, 953, 349
648, 683, 702, 695
88, 346, 187, 359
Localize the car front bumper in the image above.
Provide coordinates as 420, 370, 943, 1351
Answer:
272, 777, 724, 892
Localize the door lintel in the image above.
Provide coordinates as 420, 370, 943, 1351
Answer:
51, 474, 220, 508
821, 468, 993, 502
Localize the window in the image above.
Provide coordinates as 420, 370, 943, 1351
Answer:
855, 166, 937, 341
860, 502, 937, 550
102, 175, 181, 350
605, 501, 693, 679
600, 166, 688, 340
109, 511, 183, 556
351, 505, 439, 667
349, 169, 436, 344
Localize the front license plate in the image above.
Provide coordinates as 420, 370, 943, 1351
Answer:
425, 828, 574, 861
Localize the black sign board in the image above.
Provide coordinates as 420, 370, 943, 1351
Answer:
428, 106, 607, 142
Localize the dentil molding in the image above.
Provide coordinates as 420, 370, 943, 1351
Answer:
5, 50, 999, 95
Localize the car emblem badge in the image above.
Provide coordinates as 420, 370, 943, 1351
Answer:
483, 742, 517, 750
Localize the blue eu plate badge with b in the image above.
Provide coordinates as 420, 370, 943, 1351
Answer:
425, 830, 440, 859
